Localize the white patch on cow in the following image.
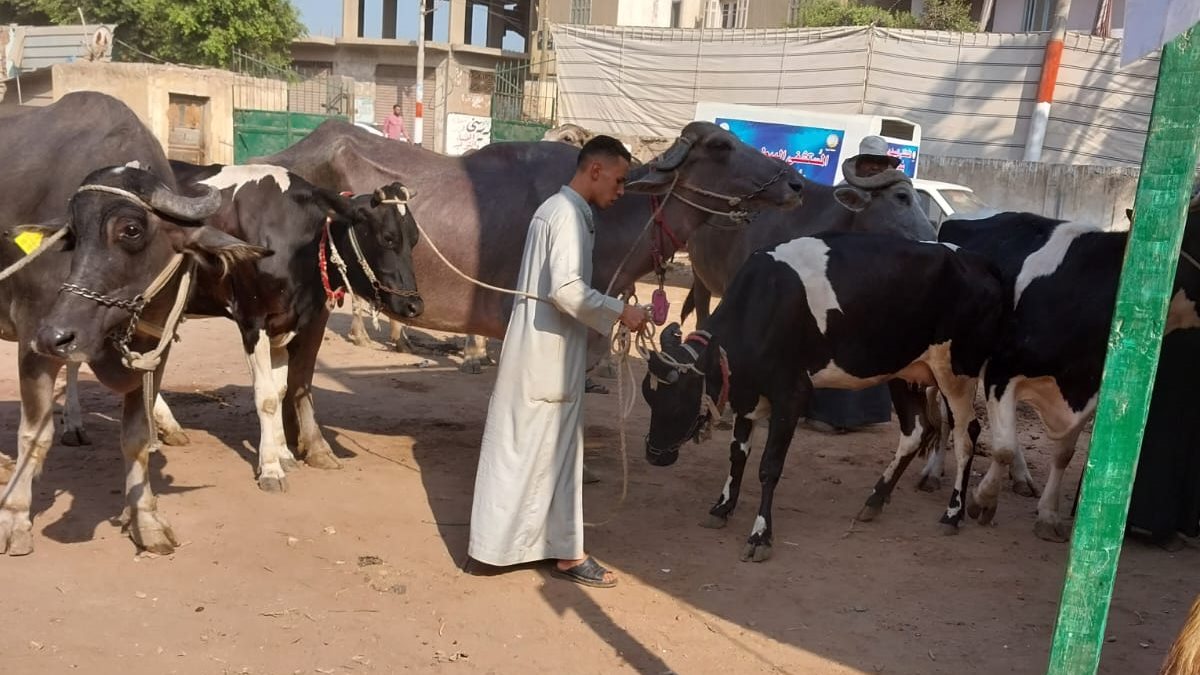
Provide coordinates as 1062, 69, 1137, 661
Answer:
269, 330, 297, 349
1165, 289, 1200, 334
751, 515, 767, 536
720, 476, 733, 504
745, 397, 772, 421
199, 164, 291, 197
768, 238, 840, 334
938, 242, 960, 251
1014, 221, 1101, 307
812, 343, 949, 390
810, 361, 884, 389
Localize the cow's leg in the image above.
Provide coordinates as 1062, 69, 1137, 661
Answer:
460, 334, 492, 374
742, 386, 806, 562
58, 362, 90, 447
1033, 423, 1086, 542
692, 281, 713, 327
119, 372, 179, 554
916, 387, 948, 492
283, 313, 342, 470
346, 295, 373, 348
703, 415, 757, 529
389, 319, 413, 353
243, 329, 296, 491
153, 393, 190, 447
0, 352, 60, 555
936, 376, 983, 533
859, 381, 937, 521
968, 382, 1019, 527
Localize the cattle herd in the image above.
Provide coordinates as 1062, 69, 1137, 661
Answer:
0, 91, 1197, 566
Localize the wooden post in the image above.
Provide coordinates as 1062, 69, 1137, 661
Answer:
1046, 24, 1200, 675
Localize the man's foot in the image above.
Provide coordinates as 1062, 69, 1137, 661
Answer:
552, 556, 617, 588
585, 378, 610, 395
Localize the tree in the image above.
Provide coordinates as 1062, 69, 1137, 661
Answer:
0, 0, 305, 69
788, 0, 978, 32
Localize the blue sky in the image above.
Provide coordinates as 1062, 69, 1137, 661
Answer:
292, 0, 524, 49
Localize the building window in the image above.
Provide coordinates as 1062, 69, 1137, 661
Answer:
570, 0, 591, 24
720, 0, 747, 28
671, 0, 682, 27
1024, 0, 1052, 30
788, 0, 803, 25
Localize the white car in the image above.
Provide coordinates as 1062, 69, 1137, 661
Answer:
912, 178, 998, 231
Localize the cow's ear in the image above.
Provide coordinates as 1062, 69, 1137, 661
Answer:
833, 186, 871, 213
6, 220, 72, 252
176, 226, 272, 275
626, 165, 676, 195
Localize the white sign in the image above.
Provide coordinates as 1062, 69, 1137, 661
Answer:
1122, 0, 1200, 65
445, 113, 491, 156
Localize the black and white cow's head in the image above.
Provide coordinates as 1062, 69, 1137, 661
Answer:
327, 182, 424, 320
641, 322, 730, 467
32, 165, 269, 362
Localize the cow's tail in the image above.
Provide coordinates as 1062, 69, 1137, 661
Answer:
681, 287, 695, 324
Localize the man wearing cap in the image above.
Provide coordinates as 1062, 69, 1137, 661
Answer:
805, 135, 911, 434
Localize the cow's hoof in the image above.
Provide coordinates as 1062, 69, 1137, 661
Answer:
740, 541, 773, 562
1034, 519, 1070, 543
128, 511, 179, 555
280, 456, 300, 472
257, 474, 289, 493
158, 429, 188, 447
304, 450, 342, 470
0, 510, 34, 556
701, 514, 729, 529
459, 359, 484, 375
976, 504, 998, 526
1012, 479, 1040, 498
966, 491, 983, 520
856, 503, 882, 522
60, 427, 91, 447
350, 334, 374, 349
715, 419, 733, 431
916, 474, 941, 492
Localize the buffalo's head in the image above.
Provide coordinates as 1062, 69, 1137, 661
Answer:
641, 322, 727, 467
32, 165, 269, 362
625, 122, 803, 217
324, 181, 424, 320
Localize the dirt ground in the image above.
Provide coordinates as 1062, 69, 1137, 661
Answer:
0, 262, 1196, 675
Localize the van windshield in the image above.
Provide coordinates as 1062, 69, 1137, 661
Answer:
942, 189, 989, 214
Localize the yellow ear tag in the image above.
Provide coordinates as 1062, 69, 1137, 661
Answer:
13, 231, 44, 255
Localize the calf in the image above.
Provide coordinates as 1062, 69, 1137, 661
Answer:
37, 162, 424, 493
640, 232, 1005, 561
916, 207, 1200, 541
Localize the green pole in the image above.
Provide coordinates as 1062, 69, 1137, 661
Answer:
1047, 25, 1200, 675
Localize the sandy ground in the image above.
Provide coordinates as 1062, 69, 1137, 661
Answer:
0, 263, 1196, 675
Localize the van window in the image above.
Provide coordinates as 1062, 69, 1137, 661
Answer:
879, 119, 915, 141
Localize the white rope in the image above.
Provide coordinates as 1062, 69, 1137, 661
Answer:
0, 226, 70, 281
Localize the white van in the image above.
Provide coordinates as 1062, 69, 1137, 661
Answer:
694, 102, 993, 230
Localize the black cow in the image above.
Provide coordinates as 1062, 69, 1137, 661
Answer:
37, 161, 424, 493
869, 205, 1200, 541
640, 232, 1005, 561
0, 93, 252, 556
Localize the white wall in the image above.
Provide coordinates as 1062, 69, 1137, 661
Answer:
617, 0, 672, 26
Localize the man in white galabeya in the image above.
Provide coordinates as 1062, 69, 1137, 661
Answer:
467, 135, 650, 588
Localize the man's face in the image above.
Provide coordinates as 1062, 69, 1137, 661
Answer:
856, 157, 893, 178
393, 106, 402, 115
587, 156, 631, 209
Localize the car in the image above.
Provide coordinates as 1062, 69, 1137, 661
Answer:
354, 121, 387, 137
912, 178, 998, 231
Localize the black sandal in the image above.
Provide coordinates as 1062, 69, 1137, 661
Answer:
551, 557, 617, 588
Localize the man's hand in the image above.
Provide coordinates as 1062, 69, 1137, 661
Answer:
619, 304, 650, 331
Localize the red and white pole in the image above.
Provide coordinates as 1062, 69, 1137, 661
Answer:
1024, 0, 1073, 161
414, 0, 426, 146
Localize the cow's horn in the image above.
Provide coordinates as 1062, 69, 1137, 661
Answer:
401, 186, 415, 201
651, 137, 693, 172
148, 183, 223, 222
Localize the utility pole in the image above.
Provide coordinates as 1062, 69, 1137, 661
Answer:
415, 0, 427, 147
1022, 0, 1072, 161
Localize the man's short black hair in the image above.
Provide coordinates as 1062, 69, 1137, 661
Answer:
577, 134, 632, 168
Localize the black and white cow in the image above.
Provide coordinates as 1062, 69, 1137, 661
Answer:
640, 232, 1005, 561
870, 205, 1200, 542
36, 162, 423, 493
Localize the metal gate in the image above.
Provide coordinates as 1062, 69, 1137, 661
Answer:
490, 58, 556, 143
231, 49, 352, 164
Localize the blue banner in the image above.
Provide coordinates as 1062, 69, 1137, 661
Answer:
887, 142, 920, 178
716, 117, 845, 186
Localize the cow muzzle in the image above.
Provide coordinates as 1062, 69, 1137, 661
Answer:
33, 324, 85, 361
644, 436, 680, 467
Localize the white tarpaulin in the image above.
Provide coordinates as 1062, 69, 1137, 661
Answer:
552, 24, 1161, 165
1122, 0, 1200, 64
